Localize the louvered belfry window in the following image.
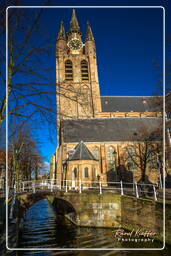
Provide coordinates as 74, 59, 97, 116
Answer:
81, 60, 89, 81
65, 60, 73, 81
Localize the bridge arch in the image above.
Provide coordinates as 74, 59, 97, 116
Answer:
17, 192, 77, 223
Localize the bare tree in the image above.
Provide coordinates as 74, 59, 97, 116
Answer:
10, 125, 42, 190
1, 3, 56, 129
123, 128, 162, 183
0, 2, 90, 134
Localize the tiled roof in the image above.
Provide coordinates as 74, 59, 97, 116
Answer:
62, 117, 162, 143
101, 96, 157, 112
68, 141, 97, 161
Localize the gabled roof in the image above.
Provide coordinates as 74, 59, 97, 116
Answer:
68, 141, 97, 161
101, 96, 158, 112
62, 117, 162, 143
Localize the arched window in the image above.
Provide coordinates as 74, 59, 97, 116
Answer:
65, 60, 73, 81
92, 147, 100, 160
92, 167, 96, 179
148, 152, 157, 169
108, 146, 116, 170
84, 167, 89, 178
73, 167, 77, 178
81, 60, 89, 81
127, 147, 136, 171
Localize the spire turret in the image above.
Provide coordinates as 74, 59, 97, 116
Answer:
57, 21, 66, 40
68, 9, 81, 35
86, 22, 94, 41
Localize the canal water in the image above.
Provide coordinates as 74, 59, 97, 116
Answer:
18, 199, 170, 256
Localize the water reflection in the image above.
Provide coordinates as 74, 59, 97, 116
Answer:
18, 199, 170, 256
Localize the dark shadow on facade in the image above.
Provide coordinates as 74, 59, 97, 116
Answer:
107, 165, 133, 187
137, 175, 153, 184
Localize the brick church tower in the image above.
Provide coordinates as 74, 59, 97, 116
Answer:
56, 9, 102, 124
51, 9, 162, 186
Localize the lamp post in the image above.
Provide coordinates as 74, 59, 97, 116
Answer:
13, 147, 21, 192
97, 174, 100, 186
62, 160, 68, 187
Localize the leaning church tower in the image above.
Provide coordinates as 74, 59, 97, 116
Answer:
56, 9, 102, 126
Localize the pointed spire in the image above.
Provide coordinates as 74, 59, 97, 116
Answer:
68, 9, 81, 33
57, 21, 66, 40
85, 22, 94, 41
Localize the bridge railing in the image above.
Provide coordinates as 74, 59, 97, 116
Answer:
18, 179, 159, 201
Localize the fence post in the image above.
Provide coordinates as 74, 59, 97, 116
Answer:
42, 180, 44, 190
120, 180, 124, 195
99, 181, 102, 194
135, 182, 139, 198
153, 185, 157, 201
22, 182, 25, 192
14, 183, 16, 194
79, 179, 82, 194
51, 180, 53, 192
32, 181, 36, 194
65, 180, 68, 193
159, 173, 163, 189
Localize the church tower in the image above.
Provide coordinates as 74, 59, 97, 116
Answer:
56, 9, 101, 124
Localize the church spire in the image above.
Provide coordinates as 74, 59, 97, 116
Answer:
85, 22, 94, 41
57, 21, 66, 40
68, 9, 81, 33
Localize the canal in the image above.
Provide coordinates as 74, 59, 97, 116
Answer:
18, 199, 171, 256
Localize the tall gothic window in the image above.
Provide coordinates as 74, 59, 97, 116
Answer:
92, 167, 96, 179
81, 60, 89, 81
148, 151, 157, 169
65, 60, 73, 81
127, 147, 136, 171
73, 167, 77, 178
84, 167, 89, 178
108, 146, 116, 170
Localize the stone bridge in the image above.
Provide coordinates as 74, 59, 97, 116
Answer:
17, 190, 121, 228
14, 188, 171, 244
15, 179, 164, 230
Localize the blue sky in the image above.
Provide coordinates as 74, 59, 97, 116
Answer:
7, 0, 171, 164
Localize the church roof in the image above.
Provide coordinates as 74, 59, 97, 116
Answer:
61, 117, 162, 143
68, 141, 97, 161
101, 96, 158, 112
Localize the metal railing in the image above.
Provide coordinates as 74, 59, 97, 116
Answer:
17, 179, 159, 201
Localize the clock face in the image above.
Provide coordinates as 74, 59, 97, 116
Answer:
68, 38, 83, 50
